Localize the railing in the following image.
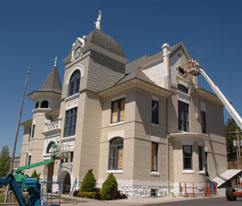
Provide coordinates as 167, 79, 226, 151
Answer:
45, 119, 61, 132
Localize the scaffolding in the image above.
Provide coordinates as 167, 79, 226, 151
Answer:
40, 181, 62, 206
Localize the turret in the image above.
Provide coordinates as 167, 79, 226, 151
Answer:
28, 62, 62, 112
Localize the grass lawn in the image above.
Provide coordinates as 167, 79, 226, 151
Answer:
0, 193, 5, 203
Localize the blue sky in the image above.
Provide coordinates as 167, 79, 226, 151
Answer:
0, 0, 241, 156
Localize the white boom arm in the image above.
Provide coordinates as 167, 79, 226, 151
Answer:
188, 59, 242, 130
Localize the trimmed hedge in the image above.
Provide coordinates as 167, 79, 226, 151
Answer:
78, 188, 101, 200
101, 173, 118, 200
78, 191, 95, 198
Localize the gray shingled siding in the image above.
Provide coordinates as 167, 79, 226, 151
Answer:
86, 52, 125, 92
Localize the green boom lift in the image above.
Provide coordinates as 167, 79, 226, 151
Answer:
14, 143, 57, 188
14, 157, 54, 187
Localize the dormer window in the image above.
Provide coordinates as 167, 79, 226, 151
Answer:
178, 84, 188, 94
41, 100, 49, 108
68, 70, 80, 96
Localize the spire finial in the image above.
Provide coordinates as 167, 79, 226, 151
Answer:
54, 56, 57, 67
94, 10, 102, 30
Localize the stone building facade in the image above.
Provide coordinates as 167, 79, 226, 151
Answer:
19, 18, 227, 198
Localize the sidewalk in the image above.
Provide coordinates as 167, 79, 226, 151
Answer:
61, 195, 217, 206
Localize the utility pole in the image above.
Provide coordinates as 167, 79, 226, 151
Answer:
4, 67, 30, 203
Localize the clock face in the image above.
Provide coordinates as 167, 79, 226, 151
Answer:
74, 46, 81, 59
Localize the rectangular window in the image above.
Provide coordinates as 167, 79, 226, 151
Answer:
64, 107, 78, 137
152, 100, 159, 124
25, 153, 29, 165
109, 146, 123, 170
198, 146, 203, 171
178, 101, 189, 132
151, 142, 158, 172
111, 98, 125, 123
70, 152, 74, 162
205, 152, 208, 176
108, 138, 123, 170
183, 145, 192, 170
28, 155, 31, 165
31, 125, 35, 138
201, 111, 206, 134
28, 127, 31, 142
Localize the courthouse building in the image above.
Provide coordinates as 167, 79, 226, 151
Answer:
19, 13, 227, 198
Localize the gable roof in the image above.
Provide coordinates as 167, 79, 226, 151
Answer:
114, 41, 189, 87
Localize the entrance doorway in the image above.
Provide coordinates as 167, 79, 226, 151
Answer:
63, 173, 71, 194
47, 162, 54, 182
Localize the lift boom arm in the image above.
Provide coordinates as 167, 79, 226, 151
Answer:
17, 157, 53, 172
188, 60, 242, 130
0, 173, 26, 206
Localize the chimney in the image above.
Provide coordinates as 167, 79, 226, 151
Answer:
162, 43, 170, 89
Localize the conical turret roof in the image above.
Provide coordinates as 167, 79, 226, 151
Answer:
39, 66, 62, 94
28, 66, 62, 101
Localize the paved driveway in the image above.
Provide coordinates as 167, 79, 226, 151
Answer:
144, 197, 242, 206
62, 196, 239, 206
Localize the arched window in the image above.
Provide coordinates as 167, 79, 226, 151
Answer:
108, 137, 123, 170
178, 84, 188, 94
35, 101, 39, 109
41, 100, 49, 108
46, 141, 55, 154
68, 70, 80, 96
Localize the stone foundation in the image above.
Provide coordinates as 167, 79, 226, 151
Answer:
97, 180, 168, 199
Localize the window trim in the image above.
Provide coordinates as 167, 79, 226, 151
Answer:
70, 151, 74, 162
152, 100, 159, 125
41, 100, 49, 108
27, 155, 31, 165
178, 84, 189, 94
46, 141, 55, 154
111, 98, 125, 124
31, 125, 35, 138
151, 142, 159, 172
28, 127, 31, 142
201, 111, 207, 134
64, 107, 78, 137
178, 101, 190, 132
183, 145, 193, 170
68, 70, 81, 97
35, 101, 39, 109
108, 137, 123, 170
198, 146, 203, 171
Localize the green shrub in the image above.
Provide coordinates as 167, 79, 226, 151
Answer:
101, 173, 118, 200
80, 169, 96, 192
78, 191, 95, 198
94, 188, 101, 200
77, 188, 101, 199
